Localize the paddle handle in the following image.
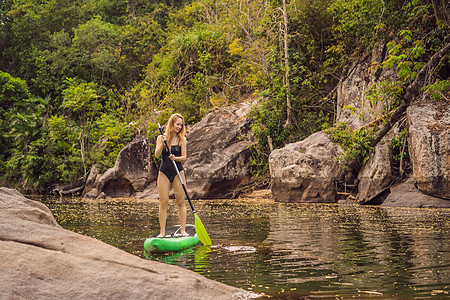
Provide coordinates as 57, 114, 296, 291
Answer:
157, 123, 196, 213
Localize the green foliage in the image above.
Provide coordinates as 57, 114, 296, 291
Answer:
90, 113, 133, 171
7, 96, 49, 150
0, 71, 31, 106
248, 0, 335, 168
360, 0, 446, 130
328, 0, 398, 54
324, 122, 376, 165
71, 16, 122, 82
0, 71, 51, 191
0, 0, 447, 190
61, 78, 101, 122
0, 69, 134, 191
423, 80, 450, 102
249, 97, 292, 174
364, 80, 404, 120
381, 30, 426, 82
144, 23, 242, 122
45, 108, 134, 184
47, 115, 73, 154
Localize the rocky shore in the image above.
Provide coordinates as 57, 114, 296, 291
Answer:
75, 42, 449, 208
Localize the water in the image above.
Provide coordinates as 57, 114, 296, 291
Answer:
39, 196, 450, 299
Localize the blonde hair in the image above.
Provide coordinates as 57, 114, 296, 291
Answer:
164, 113, 186, 143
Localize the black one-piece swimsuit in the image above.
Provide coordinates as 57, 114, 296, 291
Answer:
160, 145, 183, 182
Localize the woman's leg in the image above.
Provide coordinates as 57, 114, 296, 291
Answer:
173, 171, 188, 236
157, 171, 171, 237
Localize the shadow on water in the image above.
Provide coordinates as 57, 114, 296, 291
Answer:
37, 196, 450, 299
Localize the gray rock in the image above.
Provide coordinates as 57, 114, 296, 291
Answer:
336, 42, 397, 129
407, 103, 449, 199
269, 132, 345, 203
357, 124, 399, 204
381, 179, 450, 208
184, 102, 256, 199
0, 187, 259, 300
84, 135, 158, 198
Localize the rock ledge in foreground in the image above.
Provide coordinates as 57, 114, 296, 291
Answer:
0, 187, 259, 300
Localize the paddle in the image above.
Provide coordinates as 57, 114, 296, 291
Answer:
157, 123, 212, 246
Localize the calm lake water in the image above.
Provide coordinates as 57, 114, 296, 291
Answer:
38, 195, 450, 299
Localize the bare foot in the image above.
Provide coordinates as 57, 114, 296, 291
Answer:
181, 231, 189, 237
157, 233, 165, 238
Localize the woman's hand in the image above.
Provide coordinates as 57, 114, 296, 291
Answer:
169, 154, 176, 161
154, 135, 166, 158
157, 135, 166, 142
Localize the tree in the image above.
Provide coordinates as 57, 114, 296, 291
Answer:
282, 0, 292, 127
61, 78, 101, 178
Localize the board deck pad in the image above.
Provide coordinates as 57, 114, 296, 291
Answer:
150, 224, 196, 238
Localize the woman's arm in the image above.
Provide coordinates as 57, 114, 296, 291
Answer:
154, 135, 165, 158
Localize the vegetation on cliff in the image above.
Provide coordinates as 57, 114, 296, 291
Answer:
0, 0, 448, 193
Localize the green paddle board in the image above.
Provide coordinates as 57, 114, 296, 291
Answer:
144, 224, 200, 252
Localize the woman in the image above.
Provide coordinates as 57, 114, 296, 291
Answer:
154, 113, 188, 237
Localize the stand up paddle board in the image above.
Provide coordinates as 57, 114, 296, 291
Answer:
144, 224, 200, 252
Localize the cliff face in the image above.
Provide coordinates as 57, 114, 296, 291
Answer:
336, 43, 396, 130
269, 42, 450, 207
183, 101, 256, 199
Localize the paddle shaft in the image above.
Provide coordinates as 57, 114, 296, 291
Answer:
157, 124, 196, 213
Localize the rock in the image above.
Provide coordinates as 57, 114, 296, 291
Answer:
184, 102, 256, 199
336, 42, 397, 129
134, 182, 159, 199
84, 135, 158, 198
0, 187, 259, 300
269, 132, 345, 203
357, 124, 399, 204
115, 135, 157, 190
381, 179, 450, 208
407, 103, 449, 199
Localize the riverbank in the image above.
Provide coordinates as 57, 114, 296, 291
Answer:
33, 188, 450, 299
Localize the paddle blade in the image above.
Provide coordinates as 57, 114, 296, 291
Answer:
194, 213, 211, 246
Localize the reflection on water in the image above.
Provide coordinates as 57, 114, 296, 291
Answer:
39, 196, 450, 299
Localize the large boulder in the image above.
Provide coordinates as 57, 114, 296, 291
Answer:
357, 124, 399, 204
269, 132, 345, 203
0, 187, 257, 300
381, 179, 450, 208
407, 102, 449, 199
184, 102, 256, 199
85, 135, 158, 198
